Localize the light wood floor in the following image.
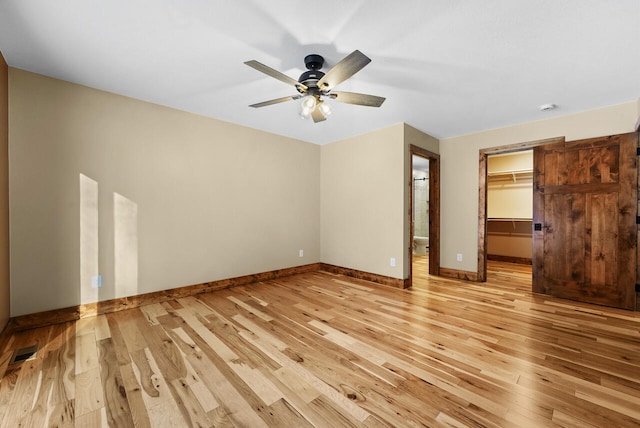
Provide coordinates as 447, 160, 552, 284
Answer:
1, 259, 639, 427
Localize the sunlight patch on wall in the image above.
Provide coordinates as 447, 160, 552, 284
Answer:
114, 192, 138, 298
80, 174, 99, 305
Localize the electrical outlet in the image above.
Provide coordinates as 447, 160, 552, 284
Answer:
91, 275, 103, 288
390, 257, 396, 267
299, 249, 304, 257
456, 253, 463, 262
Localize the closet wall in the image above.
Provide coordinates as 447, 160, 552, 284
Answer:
487, 151, 533, 263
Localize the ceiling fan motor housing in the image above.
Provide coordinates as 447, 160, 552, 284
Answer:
298, 54, 325, 92
304, 54, 324, 70
298, 70, 325, 89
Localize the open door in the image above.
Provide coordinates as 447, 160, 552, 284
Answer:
532, 132, 638, 310
410, 145, 440, 285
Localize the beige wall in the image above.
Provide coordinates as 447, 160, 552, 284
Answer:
321, 124, 405, 279
320, 123, 438, 279
9, 69, 321, 316
0, 52, 8, 329
8, 68, 438, 317
440, 101, 638, 273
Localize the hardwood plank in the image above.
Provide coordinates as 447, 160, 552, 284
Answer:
129, 347, 188, 427
1, 331, 48, 426
162, 317, 270, 428
139, 303, 168, 326
97, 338, 134, 427
119, 362, 152, 428
5, 263, 322, 333
73, 407, 106, 427
169, 378, 215, 427
75, 328, 99, 375
24, 323, 75, 427
74, 367, 103, 418
1, 262, 639, 426
232, 315, 375, 423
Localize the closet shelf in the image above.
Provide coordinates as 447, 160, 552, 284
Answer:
487, 168, 533, 183
488, 218, 532, 230
487, 218, 532, 221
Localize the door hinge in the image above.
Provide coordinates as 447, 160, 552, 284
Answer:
636, 216, 640, 225
636, 147, 640, 156
636, 284, 640, 293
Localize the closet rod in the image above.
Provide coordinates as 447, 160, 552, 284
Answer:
487, 168, 533, 176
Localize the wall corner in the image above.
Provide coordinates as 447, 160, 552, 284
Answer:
0, 50, 9, 331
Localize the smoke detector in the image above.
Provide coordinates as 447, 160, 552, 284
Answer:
539, 103, 556, 111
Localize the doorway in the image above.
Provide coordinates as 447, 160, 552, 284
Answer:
479, 134, 638, 310
477, 137, 564, 282
486, 151, 533, 264
410, 145, 440, 286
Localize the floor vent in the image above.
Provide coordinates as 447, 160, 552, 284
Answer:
9, 344, 38, 365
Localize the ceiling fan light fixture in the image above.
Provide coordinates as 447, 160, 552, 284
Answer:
318, 101, 331, 118
299, 108, 311, 119
299, 95, 317, 119
301, 95, 316, 110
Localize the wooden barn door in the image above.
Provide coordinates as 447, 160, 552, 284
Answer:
532, 132, 638, 310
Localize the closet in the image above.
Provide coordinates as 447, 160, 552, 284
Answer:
487, 151, 533, 264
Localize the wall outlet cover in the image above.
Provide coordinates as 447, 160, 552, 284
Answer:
91, 275, 103, 288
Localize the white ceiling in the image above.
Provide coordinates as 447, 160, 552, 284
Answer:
1, 1, 639, 145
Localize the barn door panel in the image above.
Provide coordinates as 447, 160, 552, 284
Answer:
533, 132, 637, 310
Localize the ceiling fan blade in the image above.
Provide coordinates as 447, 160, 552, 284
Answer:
329, 91, 385, 107
311, 106, 327, 123
249, 95, 301, 108
245, 60, 308, 92
316, 50, 371, 91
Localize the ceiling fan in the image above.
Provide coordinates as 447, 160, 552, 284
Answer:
244, 50, 385, 123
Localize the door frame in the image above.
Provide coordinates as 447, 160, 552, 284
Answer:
477, 137, 565, 282
410, 145, 440, 285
